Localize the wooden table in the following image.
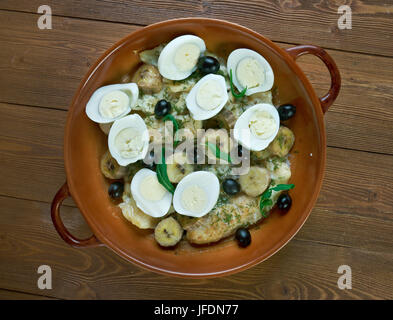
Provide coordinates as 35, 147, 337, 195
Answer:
0, 1, 392, 300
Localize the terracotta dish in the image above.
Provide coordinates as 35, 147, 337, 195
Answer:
51, 18, 340, 278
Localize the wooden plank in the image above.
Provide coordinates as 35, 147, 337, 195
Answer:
0, 195, 391, 300
0, 11, 392, 155
0, 289, 57, 300
0, 10, 138, 110
0, 103, 392, 253
1, 1, 392, 56
279, 43, 393, 154
0, 103, 69, 205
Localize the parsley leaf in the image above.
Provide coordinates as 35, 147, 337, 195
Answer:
156, 148, 175, 194
259, 183, 295, 217
229, 69, 247, 98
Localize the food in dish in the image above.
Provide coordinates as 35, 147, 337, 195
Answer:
173, 171, 220, 218
85, 34, 297, 248
130, 168, 173, 218
186, 74, 228, 120
108, 114, 149, 166
227, 48, 274, 95
233, 103, 279, 151
86, 83, 139, 123
158, 35, 206, 80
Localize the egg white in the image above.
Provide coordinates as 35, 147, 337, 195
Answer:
234, 103, 279, 151
85, 83, 138, 124
186, 74, 228, 120
108, 114, 149, 166
158, 35, 206, 80
131, 168, 173, 218
227, 48, 274, 96
173, 171, 220, 218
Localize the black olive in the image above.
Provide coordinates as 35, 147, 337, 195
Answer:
235, 228, 251, 247
236, 144, 250, 161
278, 104, 296, 121
108, 182, 124, 199
223, 179, 240, 195
154, 99, 171, 119
143, 150, 156, 169
237, 145, 243, 157
277, 193, 292, 211
193, 146, 205, 164
197, 56, 220, 74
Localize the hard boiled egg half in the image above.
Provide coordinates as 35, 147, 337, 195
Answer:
173, 171, 220, 218
86, 83, 139, 123
131, 168, 173, 218
227, 48, 274, 96
108, 114, 149, 166
234, 103, 279, 151
158, 35, 206, 80
186, 74, 228, 120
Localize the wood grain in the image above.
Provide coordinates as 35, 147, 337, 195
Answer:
0, 196, 391, 300
0, 11, 138, 110
1, 0, 392, 56
0, 289, 58, 300
0, 11, 392, 155
0, 3, 392, 300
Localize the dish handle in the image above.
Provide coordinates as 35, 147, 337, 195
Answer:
285, 45, 341, 114
51, 182, 102, 248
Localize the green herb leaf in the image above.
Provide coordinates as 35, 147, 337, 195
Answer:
223, 213, 232, 224
259, 183, 295, 217
163, 114, 182, 148
156, 164, 174, 194
163, 114, 179, 132
156, 148, 175, 194
260, 189, 272, 200
229, 69, 247, 98
260, 198, 273, 218
205, 142, 232, 163
271, 184, 295, 192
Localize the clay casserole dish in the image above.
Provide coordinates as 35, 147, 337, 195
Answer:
51, 18, 340, 278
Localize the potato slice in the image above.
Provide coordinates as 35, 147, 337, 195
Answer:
239, 166, 271, 197
268, 126, 295, 157
119, 195, 160, 229
132, 64, 162, 94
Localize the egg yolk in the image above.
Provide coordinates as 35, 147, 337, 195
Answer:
139, 174, 166, 201
174, 43, 200, 72
181, 185, 207, 213
114, 128, 144, 159
99, 90, 129, 119
236, 57, 265, 89
196, 79, 223, 110
249, 111, 277, 139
